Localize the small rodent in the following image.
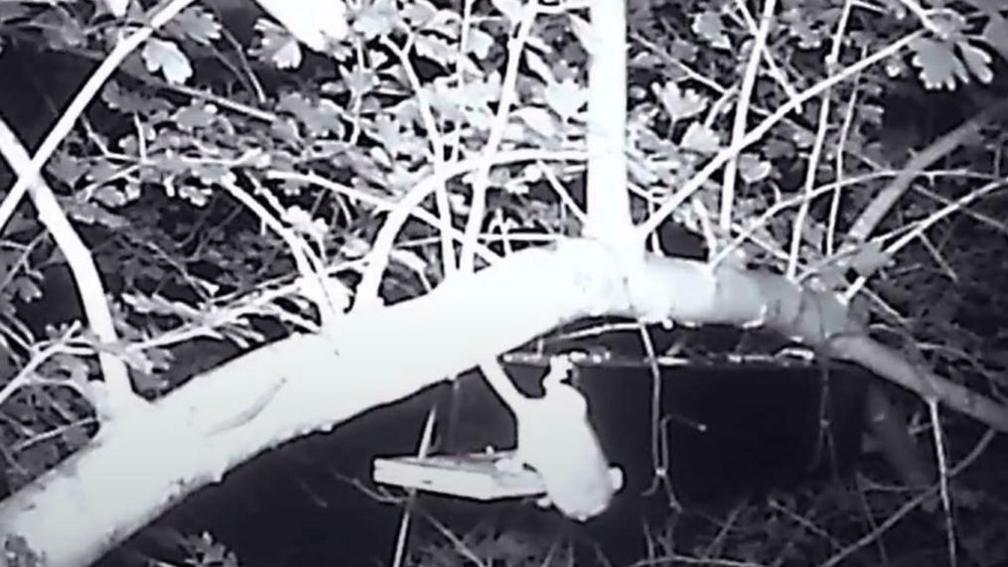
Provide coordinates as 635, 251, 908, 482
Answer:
480, 356, 623, 521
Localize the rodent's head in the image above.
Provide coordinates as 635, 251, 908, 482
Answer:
547, 466, 624, 522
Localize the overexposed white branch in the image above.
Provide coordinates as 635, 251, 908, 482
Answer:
583, 1, 633, 248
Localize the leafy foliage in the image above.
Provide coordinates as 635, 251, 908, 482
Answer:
1, 0, 1007, 564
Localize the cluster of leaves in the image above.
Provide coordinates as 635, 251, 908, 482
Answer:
630, 0, 1008, 369
1, 0, 1007, 564
629, 0, 1004, 249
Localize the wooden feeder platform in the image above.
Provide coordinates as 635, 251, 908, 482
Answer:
372, 451, 547, 501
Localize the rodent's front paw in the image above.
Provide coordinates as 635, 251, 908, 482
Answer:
609, 466, 625, 491
494, 456, 526, 475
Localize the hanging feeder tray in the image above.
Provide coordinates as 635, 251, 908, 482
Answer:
372, 451, 547, 501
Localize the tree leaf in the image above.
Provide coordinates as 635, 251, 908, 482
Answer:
141, 39, 192, 84
353, 0, 400, 39
544, 78, 586, 120
415, 33, 454, 65
277, 92, 344, 137
173, 103, 217, 132
284, 206, 327, 241
653, 81, 707, 123
738, 153, 771, 183
692, 11, 731, 50
909, 37, 965, 90
401, 0, 437, 28
957, 41, 993, 84
681, 122, 720, 154
467, 26, 494, 59
167, 6, 221, 46
253, 18, 303, 69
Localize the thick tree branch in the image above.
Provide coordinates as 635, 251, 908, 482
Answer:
3, 240, 1006, 565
